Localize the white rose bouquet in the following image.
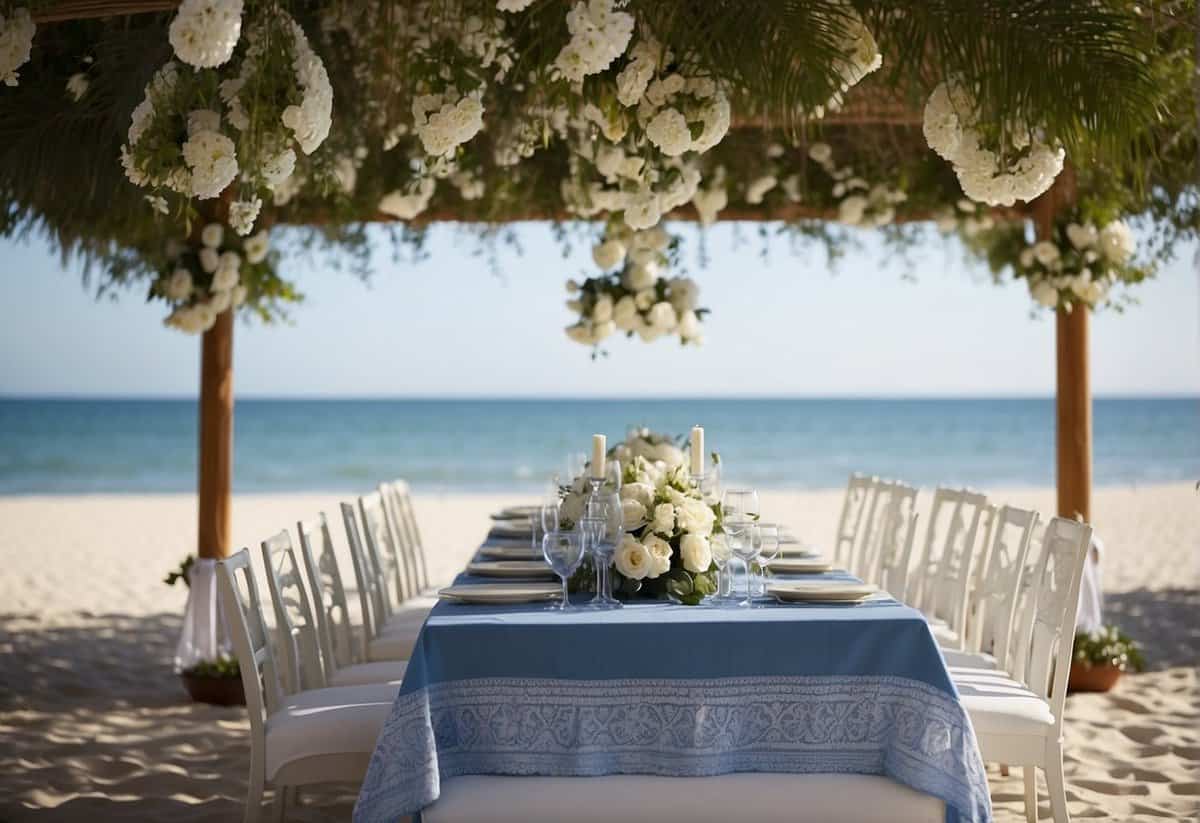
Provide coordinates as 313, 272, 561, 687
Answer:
1013, 215, 1148, 311
565, 224, 707, 351
563, 429, 721, 605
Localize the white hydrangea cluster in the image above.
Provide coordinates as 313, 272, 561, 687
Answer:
168, 0, 243, 69
0, 6, 35, 87
690, 166, 727, 226
279, 16, 333, 154
933, 198, 996, 238
923, 79, 1064, 207
160, 223, 262, 334
1017, 218, 1136, 310
378, 178, 437, 220
553, 0, 634, 83
805, 140, 906, 227
819, 4, 882, 114
565, 225, 705, 348
122, 65, 239, 201
413, 91, 485, 158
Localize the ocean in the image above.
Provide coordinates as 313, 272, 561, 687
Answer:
0, 397, 1194, 494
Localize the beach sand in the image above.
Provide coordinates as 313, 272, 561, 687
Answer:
1, 484, 1196, 821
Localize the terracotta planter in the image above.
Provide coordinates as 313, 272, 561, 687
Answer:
181, 673, 246, 706
1068, 661, 1123, 693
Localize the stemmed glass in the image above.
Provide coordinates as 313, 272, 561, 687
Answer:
582, 491, 623, 608
721, 488, 760, 607
542, 530, 584, 610
751, 522, 780, 596
708, 533, 734, 603
533, 474, 562, 552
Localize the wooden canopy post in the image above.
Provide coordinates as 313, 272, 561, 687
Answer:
1034, 166, 1090, 522
197, 308, 234, 558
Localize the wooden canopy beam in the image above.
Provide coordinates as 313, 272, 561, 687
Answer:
32, 1, 177, 23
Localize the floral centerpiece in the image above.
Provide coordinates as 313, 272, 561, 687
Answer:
1014, 215, 1148, 311
563, 429, 721, 605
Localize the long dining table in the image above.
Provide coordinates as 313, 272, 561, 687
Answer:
353, 526, 992, 823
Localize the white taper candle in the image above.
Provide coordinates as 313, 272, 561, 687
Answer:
591, 434, 606, 479
690, 426, 704, 476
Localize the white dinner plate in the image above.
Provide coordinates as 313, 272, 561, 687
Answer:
479, 545, 542, 561
490, 520, 534, 538
439, 583, 560, 604
767, 557, 834, 574
467, 560, 556, 579
767, 581, 878, 603
491, 505, 540, 521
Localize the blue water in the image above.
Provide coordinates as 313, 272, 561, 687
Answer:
0, 397, 1194, 494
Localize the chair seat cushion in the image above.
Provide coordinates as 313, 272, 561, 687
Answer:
266, 683, 399, 779
955, 674, 1055, 737
423, 773, 943, 823
368, 629, 419, 661
330, 660, 409, 687
943, 648, 998, 672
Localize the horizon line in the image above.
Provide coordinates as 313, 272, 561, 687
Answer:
1, 392, 1196, 402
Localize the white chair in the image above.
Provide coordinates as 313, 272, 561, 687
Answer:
216, 548, 399, 823
944, 505, 1040, 674
382, 478, 433, 596
262, 529, 408, 690
913, 486, 989, 650
831, 473, 878, 570
955, 516, 1094, 823
342, 500, 427, 662
297, 514, 357, 675
852, 480, 919, 599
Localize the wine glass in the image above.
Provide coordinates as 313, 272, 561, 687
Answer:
728, 515, 761, 607
542, 530, 584, 610
566, 452, 588, 482
583, 494, 623, 609
721, 487, 760, 522
708, 532, 734, 604
751, 522, 780, 596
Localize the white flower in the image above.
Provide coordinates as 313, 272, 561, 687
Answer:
620, 481, 655, 510
243, 230, 269, 264
634, 289, 656, 311
566, 299, 583, 313
66, 72, 89, 101
614, 535, 652, 580
565, 279, 581, 295
1018, 247, 1036, 268
0, 7, 36, 87
592, 294, 614, 323
1030, 280, 1059, 308
379, 178, 436, 220
232, 284, 248, 306
615, 39, 658, 106
198, 246, 220, 273
164, 268, 194, 301
1066, 223, 1098, 251
677, 309, 702, 342
808, 142, 833, 167
643, 534, 672, 578
652, 502, 676, 535
212, 251, 240, 291
647, 301, 677, 330
208, 288, 233, 314
592, 239, 626, 270
414, 93, 485, 158
624, 192, 662, 231
679, 533, 712, 573
623, 262, 658, 292
691, 183, 727, 226
676, 499, 715, 537
279, 15, 333, 154
181, 130, 238, 199
1032, 241, 1061, 267
621, 498, 646, 530
645, 108, 692, 157
745, 175, 776, 205
838, 194, 868, 226
201, 223, 224, 249
1098, 221, 1135, 264
169, 0, 243, 68
145, 195, 169, 215
554, 0, 634, 83
228, 196, 261, 236
497, 0, 536, 11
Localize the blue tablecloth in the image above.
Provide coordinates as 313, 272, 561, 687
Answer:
354, 538, 991, 823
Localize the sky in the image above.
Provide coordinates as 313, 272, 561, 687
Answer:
0, 222, 1196, 397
